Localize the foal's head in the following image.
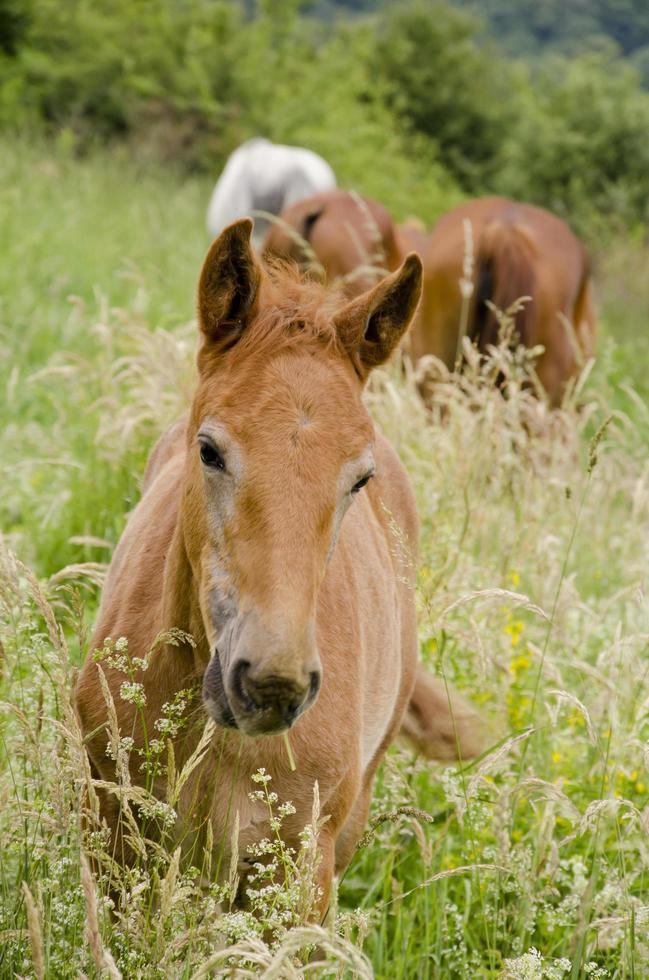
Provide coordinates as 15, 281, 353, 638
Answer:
185, 219, 422, 737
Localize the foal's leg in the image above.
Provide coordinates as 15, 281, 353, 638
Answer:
334, 778, 375, 878
401, 663, 484, 761
315, 831, 336, 923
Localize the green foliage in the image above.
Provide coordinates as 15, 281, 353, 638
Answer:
498, 54, 649, 229
369, 0, 514, 191
0, 0, 246, 167
4, 0, 649, 234
334, 0, 649, 61
248, 18, 462, 222
0, 0, 30, 55
364, 2, 649, 228
451, 0, 649, 60
630, 43, 649, 87
3, 140, 649, 977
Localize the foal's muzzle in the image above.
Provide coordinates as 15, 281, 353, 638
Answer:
228, 659, 321, 735
202, 652, 321, 736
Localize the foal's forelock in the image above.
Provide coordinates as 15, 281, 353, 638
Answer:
196, 266, 342, 374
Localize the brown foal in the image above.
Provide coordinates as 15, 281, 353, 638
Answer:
75, 220, 480, 916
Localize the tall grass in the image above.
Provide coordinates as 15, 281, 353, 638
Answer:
2, 140, 649, 977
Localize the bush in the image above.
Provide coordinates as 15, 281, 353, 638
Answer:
369, 0, 515, 191
0, 0, 247, 167
4, 0, 649, 235
249, 19, 462, 223
498, 53, 649, 230
450, 0, 649, 61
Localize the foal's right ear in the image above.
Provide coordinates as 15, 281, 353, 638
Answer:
333, 253, 423, 380
198, 218, 261, 350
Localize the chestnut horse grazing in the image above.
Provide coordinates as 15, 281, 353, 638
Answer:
75, 220, 480, 917
413, 197, 597, 405
262, 189, 404, 296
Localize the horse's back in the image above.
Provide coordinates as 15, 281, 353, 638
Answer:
416, 197, 595, 398
423, 196, 585, 281
280, 146, 336, 201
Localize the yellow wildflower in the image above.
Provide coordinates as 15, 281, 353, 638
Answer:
509, 652, 531, 676
505, 619, 525, 647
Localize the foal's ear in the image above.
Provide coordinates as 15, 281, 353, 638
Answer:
333, 253, 423, 379
198, 218, 261, 349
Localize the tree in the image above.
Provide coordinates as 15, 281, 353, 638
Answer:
498, 53, 649, 228
369, 0, 514, 191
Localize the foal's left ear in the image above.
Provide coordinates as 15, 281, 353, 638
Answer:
198, 218, 262, 349
333, 253, 423, 379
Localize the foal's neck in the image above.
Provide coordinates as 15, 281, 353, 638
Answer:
152, 513, 210, 695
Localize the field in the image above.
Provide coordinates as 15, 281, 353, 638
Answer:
2, 138, 649, 978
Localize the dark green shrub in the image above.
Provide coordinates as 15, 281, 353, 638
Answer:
499, 53, 649, 229
448, 0, 649, 61
0, 0, 31, 55
369, 0, 514, 191
0, 0, 247, 167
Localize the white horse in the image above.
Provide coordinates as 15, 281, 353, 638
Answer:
206, 138, 336, 248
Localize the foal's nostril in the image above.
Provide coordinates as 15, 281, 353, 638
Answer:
232, 658, 256, 712
202, 650, 238, 728
308, 670, 321, 701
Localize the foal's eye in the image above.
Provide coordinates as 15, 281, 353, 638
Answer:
351, 472, 374, 495
199, 441, 226, 471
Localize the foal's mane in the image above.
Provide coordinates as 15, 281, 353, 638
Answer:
220, 260, 348, 367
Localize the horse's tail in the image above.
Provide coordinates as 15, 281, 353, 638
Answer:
401, 664, 485, 761
571, 248, 597, 361
471, 217, 537, 352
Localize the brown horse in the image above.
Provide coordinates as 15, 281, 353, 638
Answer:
262, 189, 404, 296
75, 219, 480, 917
412, 196, 597, 405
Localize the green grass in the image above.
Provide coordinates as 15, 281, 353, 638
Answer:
0, 138, 210, 574
2, 138, 649, 978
